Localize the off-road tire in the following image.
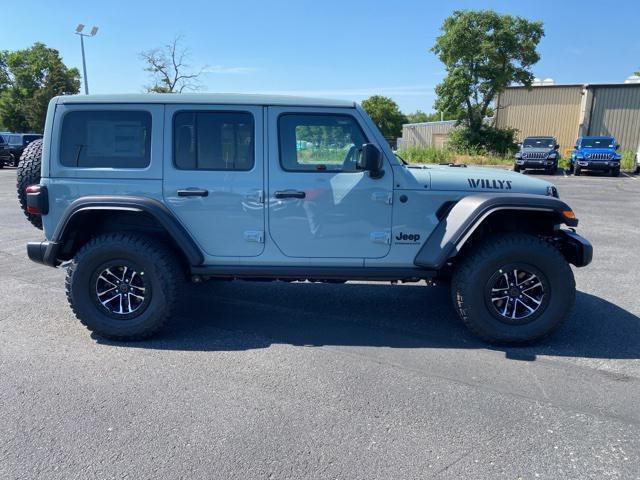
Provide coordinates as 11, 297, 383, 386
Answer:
451, 233, 575, 344
65, 233, 184, 340
513, 165, 521, 173
574, 166, 581, 176
610, 167, 620, 177
546, 164, 558, 175
16, 139, 43, 229
567, 164, 574, 174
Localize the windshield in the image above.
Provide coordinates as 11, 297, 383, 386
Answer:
523, 138, 554, 148
581, 138, 614, 148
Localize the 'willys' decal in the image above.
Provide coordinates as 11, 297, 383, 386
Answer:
467, 178, 513, 190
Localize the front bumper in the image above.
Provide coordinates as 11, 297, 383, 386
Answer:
27, 241, 61, 267
576, 160, 619, 170
557, 229, 593, 267
515, 159, 556, 169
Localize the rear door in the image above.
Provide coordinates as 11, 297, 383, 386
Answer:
163, 105, 265, 257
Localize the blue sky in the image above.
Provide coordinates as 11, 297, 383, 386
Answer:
4, 0, 640, 113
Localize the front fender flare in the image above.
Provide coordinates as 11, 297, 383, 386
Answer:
414, 193, 577, 270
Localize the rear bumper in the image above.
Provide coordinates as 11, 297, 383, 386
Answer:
27, 241, 61, 267
557, 229, 593, 267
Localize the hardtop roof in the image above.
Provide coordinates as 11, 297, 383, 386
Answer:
55, 93, 356, 108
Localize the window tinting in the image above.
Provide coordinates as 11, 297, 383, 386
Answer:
278, 114, 367, 172
173, 112, 254, 170
60, 111, 151, 168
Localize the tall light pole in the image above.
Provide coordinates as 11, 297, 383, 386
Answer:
75, 24, 98, 95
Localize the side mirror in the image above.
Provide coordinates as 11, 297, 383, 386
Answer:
358, 143, 384, 178
555, 144, 560, 150
615, 144, 620, 150
574, 145, 579, 149
517, 143, 522, 149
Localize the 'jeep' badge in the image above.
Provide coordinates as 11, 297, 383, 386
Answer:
467, 178, 513, 190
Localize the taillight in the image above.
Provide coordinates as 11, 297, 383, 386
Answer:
25, 185, 47, 215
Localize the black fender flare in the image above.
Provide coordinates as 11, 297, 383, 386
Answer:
414, 193, 578, 269
51, 196, 203, 265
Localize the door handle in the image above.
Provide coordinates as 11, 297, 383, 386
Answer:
177, 188, 209, 197
274, 190, 306, 199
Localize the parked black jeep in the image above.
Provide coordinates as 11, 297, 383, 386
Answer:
514, 137, 560, 175
0, 133, 43, 167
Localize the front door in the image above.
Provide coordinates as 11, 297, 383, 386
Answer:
163, 105, 265, 257
267, 107, 393, 259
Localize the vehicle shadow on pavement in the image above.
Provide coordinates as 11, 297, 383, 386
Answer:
96, 281, 640, 361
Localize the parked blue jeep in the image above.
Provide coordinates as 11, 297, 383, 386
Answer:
569, 136, 621, 177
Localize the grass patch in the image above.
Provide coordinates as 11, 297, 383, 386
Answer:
397, 145, 512, 167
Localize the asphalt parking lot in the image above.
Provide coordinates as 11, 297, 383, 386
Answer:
1, 167, 639, 479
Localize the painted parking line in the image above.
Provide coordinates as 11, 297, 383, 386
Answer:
622, 173, 637, 180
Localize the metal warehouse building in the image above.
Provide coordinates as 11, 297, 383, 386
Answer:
398, 120, 457, 149
495, 83, 640, 151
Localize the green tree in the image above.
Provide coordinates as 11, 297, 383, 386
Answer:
432, 10, 544, 135
405, 110, 460, 123
0, 43, 80, 132
361, 95, 407, 141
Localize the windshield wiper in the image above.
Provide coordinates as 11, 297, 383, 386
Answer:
395, 152, 408, 165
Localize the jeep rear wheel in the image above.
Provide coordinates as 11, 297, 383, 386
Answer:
451, 233, 575, 344
16, 139, 43, 230
65, 233, 184, 340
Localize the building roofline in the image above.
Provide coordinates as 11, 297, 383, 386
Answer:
506, 82, 640, 90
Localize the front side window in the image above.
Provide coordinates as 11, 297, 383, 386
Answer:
60, 110, 151, 168
173, 111, 254, 171
278, 114, 367, 172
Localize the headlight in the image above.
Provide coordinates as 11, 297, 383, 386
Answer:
546, 186, 559, 198
515, 152, 522, 159
547, 152, 557, 159
576, 155, 584, 160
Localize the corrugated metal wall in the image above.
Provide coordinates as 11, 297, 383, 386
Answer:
400, 121, 456, 148
587, 86, 640, 151
495, 86, 583, 149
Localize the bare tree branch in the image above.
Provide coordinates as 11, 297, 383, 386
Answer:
139, 36, 203, 93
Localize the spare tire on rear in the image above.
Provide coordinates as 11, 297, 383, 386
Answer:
16, 138, 43, 230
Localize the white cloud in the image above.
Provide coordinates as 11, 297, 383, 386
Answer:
202, 65, 258, 74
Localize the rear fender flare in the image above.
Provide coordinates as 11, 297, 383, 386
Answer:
52, 196, 203, 265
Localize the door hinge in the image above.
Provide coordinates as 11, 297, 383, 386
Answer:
372, 191, 393, 205
244, 230, 264, 243
244, 190, 264, 203
370, 231, 391, 245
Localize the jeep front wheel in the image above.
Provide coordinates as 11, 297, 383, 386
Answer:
451, 233, 575, 344
65, 233, 184, 340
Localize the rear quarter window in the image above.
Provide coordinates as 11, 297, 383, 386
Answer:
60, 110, 152, 168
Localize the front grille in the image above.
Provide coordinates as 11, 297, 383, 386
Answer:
522, 152, 547, 159
585, 153, 611, 160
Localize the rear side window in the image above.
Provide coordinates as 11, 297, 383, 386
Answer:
60, 111, 152, 168
173, 111, 254, 170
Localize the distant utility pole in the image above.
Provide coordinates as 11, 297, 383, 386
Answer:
75, 24, 99, 95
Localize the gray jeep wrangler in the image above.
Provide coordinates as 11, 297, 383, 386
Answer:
514, 136, 560, 174
18, 94, 592, 344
